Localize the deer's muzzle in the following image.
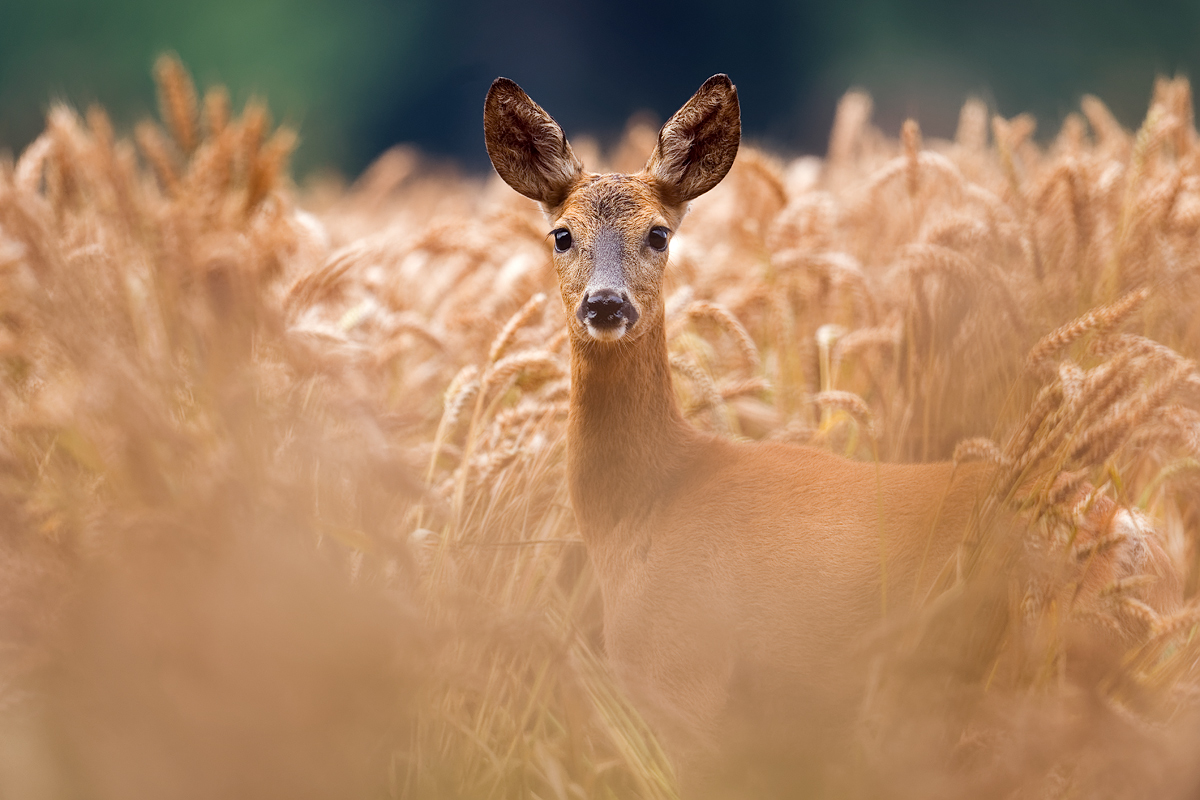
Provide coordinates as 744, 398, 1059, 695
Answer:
578, 290, 639, 332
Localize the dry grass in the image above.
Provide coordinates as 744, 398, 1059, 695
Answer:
3, 56, 1200, 798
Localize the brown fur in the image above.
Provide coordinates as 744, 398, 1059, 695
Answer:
481, 76, 1090, 793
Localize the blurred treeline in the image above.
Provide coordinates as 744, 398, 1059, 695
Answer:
2, 0, 1199, 177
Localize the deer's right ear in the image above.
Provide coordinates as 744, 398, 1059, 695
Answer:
646, 74, 740, 205
484, 78, 583, 208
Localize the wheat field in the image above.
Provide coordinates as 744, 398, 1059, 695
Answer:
1, 55, 1200, 799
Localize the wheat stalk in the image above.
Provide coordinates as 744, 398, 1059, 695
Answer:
1025, 288, 1149, 375
489, 292, 547, 363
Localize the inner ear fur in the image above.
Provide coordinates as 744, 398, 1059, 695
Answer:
484, 78, 583, 208
645, 74, 741, 206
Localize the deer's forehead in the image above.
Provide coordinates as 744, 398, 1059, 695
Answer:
558, 174, 664, 232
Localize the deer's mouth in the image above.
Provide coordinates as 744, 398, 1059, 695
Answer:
584, 320, 628, 342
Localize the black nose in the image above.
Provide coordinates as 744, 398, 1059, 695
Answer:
578, 290, 639, 329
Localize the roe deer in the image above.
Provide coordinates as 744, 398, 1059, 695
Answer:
482, 75, 1178, 795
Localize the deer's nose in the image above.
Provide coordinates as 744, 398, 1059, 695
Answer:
578, 290, 639, 330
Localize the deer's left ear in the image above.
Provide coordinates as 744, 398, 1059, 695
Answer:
484, 78, 583, 209
645, 74, 741, 205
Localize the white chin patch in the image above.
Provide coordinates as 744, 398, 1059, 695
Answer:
585, 321, 628, 342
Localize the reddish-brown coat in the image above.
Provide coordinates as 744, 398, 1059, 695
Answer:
484, 75, 1025, 787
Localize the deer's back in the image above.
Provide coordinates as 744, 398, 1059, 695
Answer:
590, 439, 993, 766
596, 439, 992, 645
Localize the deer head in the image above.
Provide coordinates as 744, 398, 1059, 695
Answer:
484, 75, 740, 343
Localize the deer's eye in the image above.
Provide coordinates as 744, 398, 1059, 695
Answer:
553, 228, 573, 252
647, 227, 670, 251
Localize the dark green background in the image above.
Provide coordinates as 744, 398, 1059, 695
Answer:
1, 0, 1196, 177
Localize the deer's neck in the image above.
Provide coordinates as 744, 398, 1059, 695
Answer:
567, 316, 697, 541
